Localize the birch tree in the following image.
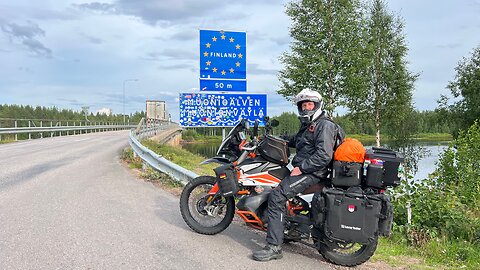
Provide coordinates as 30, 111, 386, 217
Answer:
278, 0, 366, 118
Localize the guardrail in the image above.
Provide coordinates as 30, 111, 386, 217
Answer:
128, 118, 197, 185
0, 118, 135, 141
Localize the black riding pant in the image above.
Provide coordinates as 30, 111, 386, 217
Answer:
265, 174, 320, 246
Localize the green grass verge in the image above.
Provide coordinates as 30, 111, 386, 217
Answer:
141, 139, 216, 176
374, 233, 480, 269
121, 148, 143, 169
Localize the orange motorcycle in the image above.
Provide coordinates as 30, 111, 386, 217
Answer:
179, 117, 403, 266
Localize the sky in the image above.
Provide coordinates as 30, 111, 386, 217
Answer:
1, 0, 479, 121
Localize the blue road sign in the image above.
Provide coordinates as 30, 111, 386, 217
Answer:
179, 93, 267, 127
200, 29, 247, 91
200, 79, 247, 92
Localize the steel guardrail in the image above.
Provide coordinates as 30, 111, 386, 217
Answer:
128, 119, 197, 185
0, 124, 135, 135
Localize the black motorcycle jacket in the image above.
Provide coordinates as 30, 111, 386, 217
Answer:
287, 114, 345, 178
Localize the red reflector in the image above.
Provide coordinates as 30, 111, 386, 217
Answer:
348, 204, 356, 213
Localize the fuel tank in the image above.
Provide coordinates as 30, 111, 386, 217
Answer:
239, 156, 290, 180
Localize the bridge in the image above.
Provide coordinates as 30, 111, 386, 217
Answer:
0, 119, 339, 269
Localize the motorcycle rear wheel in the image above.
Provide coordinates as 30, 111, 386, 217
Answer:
317, 238, 378, 267
179, 176, 235, 235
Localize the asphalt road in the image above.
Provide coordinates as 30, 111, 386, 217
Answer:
0, 131, 335, 270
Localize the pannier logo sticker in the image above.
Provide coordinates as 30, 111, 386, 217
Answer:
341, 224, 361, 231
220, 173, 227, 179
348, 204, 356, 212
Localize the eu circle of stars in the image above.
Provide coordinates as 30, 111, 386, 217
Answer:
200, 30, 247, 80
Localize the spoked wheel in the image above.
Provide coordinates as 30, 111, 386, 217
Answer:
179, 176, 235, 235
317, 238, 378, 266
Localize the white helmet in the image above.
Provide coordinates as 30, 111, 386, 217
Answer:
293, 88, 324, 122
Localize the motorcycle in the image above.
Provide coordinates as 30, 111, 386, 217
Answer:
179, 117, 404, 266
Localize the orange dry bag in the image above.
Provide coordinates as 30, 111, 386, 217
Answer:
333, 138, 366, 163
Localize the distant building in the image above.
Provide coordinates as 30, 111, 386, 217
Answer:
146, 100, 168, 120
97, 108, 112, 116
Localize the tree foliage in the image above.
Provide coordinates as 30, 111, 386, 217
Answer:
445, 45, 480, 135
392, 120, 480, 245
272, 112, 300, 136
347, 0, 417, 146
278, 0, 365, 118
0, 104, 145, 125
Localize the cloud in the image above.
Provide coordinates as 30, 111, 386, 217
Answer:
1, 21, 52, 58
116, 0, 229, 24
270, 35, 291, 46
159, 63, 194, 70
247, 63, 278, 75
80, 33, 104, 44
435, 43, 462, 49
168, 31, 197, 41
142, 48, 196, 62
57, 98, 80, 103
73, 2, 117, 13
74, 0, 233, 24
18, 66, 33, 73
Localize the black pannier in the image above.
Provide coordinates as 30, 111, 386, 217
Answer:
323, 188, 382, 244
311, 192, 326, 228
257, 135, 290, 166
376, 194, 394, 237
332, 161, 362, 187
365, 163, 384, 188
365, 147, 404, 188
213, 164, 239, 197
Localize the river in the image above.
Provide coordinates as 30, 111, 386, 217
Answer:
181, 141, 449, 181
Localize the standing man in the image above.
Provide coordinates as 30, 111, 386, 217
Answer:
252, 88, 344, 261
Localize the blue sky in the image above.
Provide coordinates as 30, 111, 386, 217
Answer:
1, 0, 479, 121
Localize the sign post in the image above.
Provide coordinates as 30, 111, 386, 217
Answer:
179, 93, 267, 127
199, 30, 247, 92
178, 29, 268, 128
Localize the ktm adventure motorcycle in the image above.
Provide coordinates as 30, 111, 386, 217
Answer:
179, 117, 404, 266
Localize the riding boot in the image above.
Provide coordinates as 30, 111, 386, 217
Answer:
252, 244, 283, 261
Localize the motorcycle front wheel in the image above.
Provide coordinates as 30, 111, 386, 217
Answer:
317, 238, 378, 267
179, 176, 235, 235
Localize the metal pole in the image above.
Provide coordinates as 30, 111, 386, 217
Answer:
15, 120, 18, 141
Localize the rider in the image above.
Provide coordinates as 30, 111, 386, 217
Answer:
252, 88, 345, 261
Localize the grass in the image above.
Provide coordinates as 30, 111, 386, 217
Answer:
373, 232, 480, 270
412, 133, 453, 141
121, 148, 143, 169
141, 139, 217, 176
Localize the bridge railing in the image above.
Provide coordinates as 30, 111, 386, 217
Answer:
128, 118, 197, 185
0, 118, 135, 141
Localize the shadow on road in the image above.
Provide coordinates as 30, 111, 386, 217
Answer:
151, 192, 327, 264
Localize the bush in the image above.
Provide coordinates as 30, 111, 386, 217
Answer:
392, 120, 480, 246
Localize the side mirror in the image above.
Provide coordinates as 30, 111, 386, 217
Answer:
271, 119, 279, 127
